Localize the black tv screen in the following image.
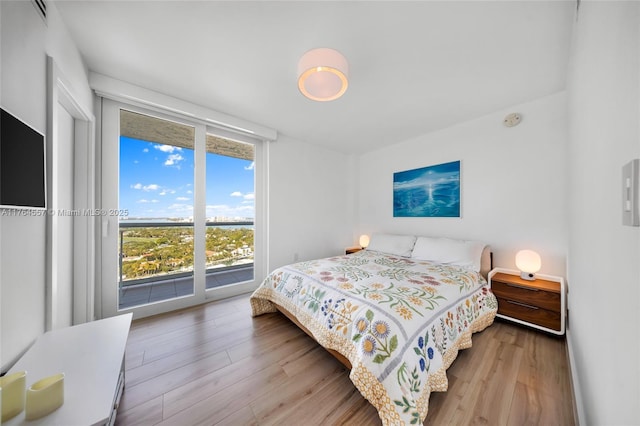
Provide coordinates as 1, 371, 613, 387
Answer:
0, 108, 46, 209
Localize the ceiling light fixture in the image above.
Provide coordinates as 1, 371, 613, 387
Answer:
297, 48, 349, 102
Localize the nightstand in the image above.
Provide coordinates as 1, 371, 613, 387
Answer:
488, 268, 566, 335
345, 247, 363, 254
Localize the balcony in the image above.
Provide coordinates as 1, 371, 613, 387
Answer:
118, 221, 254, 310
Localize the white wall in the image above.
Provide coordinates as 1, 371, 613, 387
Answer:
0, 1, 92, 371
566, 3, 640, 424
357, 92, 568, 277
267, 135, 355, 270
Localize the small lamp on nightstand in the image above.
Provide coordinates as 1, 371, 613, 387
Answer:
359, 234, 370, 249
515, 249, 541, 280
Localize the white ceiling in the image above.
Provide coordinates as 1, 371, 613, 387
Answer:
54, 1, 576, 154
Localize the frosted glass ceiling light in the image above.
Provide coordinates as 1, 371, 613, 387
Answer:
515, 249, 542, 281
297, 48, 349, 102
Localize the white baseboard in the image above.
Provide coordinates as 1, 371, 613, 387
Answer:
566, 328, 586, 425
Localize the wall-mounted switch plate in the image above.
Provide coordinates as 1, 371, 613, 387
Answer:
622, 159, 639, 226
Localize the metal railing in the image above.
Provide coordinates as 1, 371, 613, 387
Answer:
118, 221, 254, 288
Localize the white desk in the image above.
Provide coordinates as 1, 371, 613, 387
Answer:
5, 314, 132, 426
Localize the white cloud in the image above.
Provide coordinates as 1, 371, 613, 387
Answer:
176, 196, 189, 201
142, 148, 149, 153
245, 162, 255, 171
132, 183, 161, 192
205, 203, 254, 218
164, 153, 184, 166
138, 199, 149, 203
154, 144, 182, 153
186, 190, 193, 194
168, 203, 193, 213
229, 192, 254, 200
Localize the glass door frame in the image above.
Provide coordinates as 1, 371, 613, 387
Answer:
99, 99, 265, 319
203, 126, 265, 301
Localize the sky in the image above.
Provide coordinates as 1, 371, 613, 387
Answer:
119, 136, 255, 219
393, 160, 460, 192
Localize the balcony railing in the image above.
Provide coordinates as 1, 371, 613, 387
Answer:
118, 221, 254, 309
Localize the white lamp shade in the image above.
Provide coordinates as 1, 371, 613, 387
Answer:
359, 234, 370, 248
515, 249, 541, 280
298, 48, 348, 102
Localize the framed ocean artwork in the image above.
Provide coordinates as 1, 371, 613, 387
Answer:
393, 160, 461, 217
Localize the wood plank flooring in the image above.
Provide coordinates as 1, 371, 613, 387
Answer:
115, 293, 575, 426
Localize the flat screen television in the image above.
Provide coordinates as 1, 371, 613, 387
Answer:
0, 108, 46, 209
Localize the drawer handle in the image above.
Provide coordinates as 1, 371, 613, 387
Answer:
506, 300, 540, 310
505, 282, 539, 291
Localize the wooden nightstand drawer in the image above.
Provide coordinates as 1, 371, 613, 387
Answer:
489, 269, 566, 335
491, 279, 560, 312
495, 297, 561, 331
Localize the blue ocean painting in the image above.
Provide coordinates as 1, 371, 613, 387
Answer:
393, 160, 460, 217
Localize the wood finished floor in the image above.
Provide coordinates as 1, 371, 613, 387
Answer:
115, 293, 576, 426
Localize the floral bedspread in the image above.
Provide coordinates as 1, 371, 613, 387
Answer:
250, 250, 498, 425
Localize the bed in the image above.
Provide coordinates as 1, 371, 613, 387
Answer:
250, 234, 498, 425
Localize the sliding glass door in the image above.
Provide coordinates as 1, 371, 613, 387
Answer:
117, 110, 196, 310
204, 134, 255, 290
100, 100, 263, 318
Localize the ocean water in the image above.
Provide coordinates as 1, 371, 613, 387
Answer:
393, 179, 460, 217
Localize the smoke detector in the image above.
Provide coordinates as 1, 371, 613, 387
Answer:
503, 113, 522, 127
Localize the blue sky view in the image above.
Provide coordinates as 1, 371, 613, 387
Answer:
119, 136, 255, 219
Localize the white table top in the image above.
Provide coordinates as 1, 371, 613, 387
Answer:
5, 314, 132, 426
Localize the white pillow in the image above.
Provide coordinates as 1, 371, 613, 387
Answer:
411, 236, 486, 272
366, 233, 416, 257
